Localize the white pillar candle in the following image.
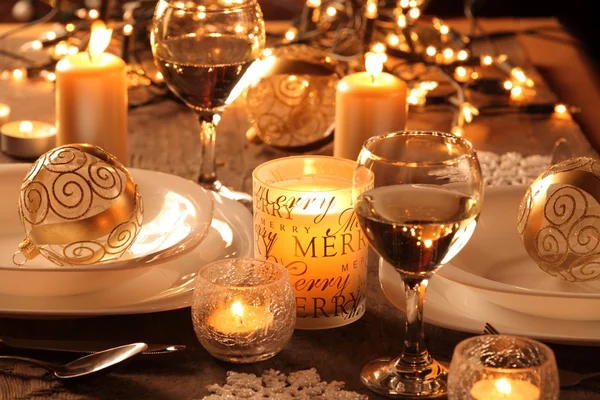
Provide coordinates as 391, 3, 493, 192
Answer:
334, 51, 407, 161
0, 120, 56, 159
55, 21, 128, 165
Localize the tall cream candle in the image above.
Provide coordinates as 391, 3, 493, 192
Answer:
55, 21, 128, 165
334, 51, 407, 161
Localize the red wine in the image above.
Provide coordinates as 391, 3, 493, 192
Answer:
154, 35, 256, 111
355, 185, 479, 277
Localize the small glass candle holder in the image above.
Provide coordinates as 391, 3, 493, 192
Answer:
448, 335, 559, 400
191, 258, 296, 363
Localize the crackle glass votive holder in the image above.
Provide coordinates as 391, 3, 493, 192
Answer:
448, 335, 559, 400
191, 258, 296, 363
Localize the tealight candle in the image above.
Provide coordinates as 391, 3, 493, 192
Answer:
0, 120, 56, 159
253, 156, 374, 330
448, 335, 559, 400
334, 51, 407, 161
208, 301, 273, 336
0, 103, 10, 126
192, 258, 295, 363
470, 378, 540, 400
55, 20, 128, 164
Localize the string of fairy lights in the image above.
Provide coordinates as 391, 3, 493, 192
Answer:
0, 0, 578, 137
282, 0, 576, 136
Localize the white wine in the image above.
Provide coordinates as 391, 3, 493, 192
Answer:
355, 185, 479, 277
154, 35, 255, 110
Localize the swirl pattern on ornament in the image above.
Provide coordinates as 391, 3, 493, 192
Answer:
543, 185, 586, 227
568, 216, 600, 255
20, 181, 49, 225
88, 161, 124, 200
51, 172, 93, 220
43, 146, 88, 173
106, 220, 137, 255
535, 226, 567, 266
572, 260, 600, 281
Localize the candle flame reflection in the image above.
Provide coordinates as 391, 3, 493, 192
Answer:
88, 20, 113, 58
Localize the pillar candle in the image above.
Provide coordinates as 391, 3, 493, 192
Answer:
253, 156, 374, 330
334, 51, 407, 161
55, 21, 128, 165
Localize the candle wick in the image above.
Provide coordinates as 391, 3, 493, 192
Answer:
370, 73, 375, 84
87, 49, 93, 63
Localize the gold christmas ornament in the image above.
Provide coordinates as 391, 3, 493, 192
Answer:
245, 45, 341, 151
517, 157, 600, 282
15, 144, 143, 266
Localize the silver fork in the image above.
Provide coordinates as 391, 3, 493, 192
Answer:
483, 323, 600, 389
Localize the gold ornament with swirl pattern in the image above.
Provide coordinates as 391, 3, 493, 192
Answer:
518, 156, 600, 282
14, 144, 143, 266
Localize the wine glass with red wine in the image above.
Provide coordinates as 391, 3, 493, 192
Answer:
353, 131, 483, 398
151, 0, 265, 200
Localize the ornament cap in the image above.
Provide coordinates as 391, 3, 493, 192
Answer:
13, 236, 39, 266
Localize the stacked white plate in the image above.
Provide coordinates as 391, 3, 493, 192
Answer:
0, 164, 253, 316
380, 185, 600, 346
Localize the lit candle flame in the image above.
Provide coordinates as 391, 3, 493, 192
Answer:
231, 301, 245, 324
495, 378, 512, 394
20, 121, 33, 135
88, 20, 113, 59
365, 52, 386, 77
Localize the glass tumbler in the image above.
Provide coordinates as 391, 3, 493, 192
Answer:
448, 335, 559, 400
192, 258, 296, 363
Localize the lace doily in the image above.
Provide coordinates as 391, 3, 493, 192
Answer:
202, 369, 367, 400
478, 151, 550, 187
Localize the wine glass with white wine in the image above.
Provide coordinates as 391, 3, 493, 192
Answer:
353, 131, 483, 398
151, 0, 265, 200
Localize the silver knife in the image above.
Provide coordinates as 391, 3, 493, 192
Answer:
0, 336, 186, 355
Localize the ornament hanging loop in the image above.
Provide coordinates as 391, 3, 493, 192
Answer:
13, 236, 39, 266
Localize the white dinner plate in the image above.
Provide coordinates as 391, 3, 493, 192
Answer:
0, 192, 252, 316
438, 185, 600, 321
0, 164, 214, 297
380, 259, 600, 346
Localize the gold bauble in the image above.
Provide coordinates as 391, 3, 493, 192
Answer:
15, 144, 143, 266
517, 157, 600, 282
244, 45, 340, 150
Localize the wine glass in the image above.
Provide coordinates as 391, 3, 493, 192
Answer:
151, 0, 265, 200
353, 131, 483, 398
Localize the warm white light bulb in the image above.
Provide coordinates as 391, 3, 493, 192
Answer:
387, 34, 400, 46
284, 28, 298, 41
481, 55, 493, 66
555, 103, 567, 114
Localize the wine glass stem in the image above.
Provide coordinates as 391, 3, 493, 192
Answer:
398, 277, 431, 367
196, 111, 221, 188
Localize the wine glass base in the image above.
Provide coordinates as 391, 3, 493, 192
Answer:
360, 357, 447, 398
199, 179, 253, 205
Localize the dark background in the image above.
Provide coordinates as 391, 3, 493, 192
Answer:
0, 0, 595, 65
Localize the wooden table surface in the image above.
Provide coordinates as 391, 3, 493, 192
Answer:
1, 17, 600, 399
